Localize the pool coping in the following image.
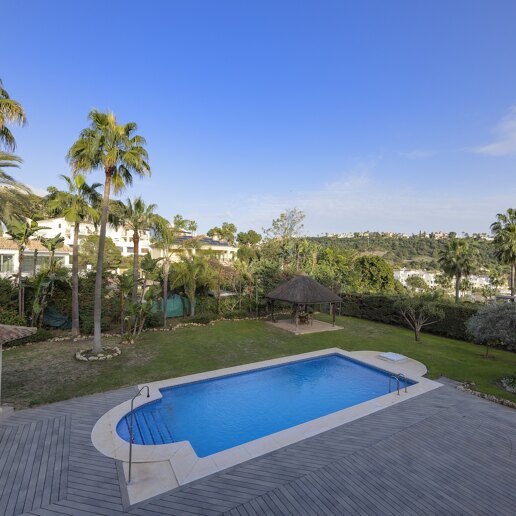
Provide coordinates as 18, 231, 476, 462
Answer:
91, 348, 441, 504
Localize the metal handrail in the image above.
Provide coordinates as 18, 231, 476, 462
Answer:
388, 374, 400, 395
128, 385, 150, 484
398, 373, 408, 393
388, 373, 408, 396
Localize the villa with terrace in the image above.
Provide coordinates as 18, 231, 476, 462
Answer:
0, 217, 239, 278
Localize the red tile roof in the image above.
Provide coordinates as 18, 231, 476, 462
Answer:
0, 236, 72, 253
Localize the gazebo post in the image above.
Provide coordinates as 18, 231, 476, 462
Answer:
271, 300, 275, 322
332, 303, 336, 326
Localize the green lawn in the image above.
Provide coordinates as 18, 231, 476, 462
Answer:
4, 315, 516, 408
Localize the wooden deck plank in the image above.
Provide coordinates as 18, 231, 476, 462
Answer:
1, 381, 516, 516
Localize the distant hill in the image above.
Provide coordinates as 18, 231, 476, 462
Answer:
310, 234, 498, 271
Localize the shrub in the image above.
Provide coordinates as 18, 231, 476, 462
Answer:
189, 314, 216, 325
0, 277, 17, 310
466, 303, 516, 356
339, 293, 480, 341
78, 272, 119, 334
0, 308, 27, 326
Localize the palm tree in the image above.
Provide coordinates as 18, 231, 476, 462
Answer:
114, 197, 158, 302
172, 255, 214, 317
0, 78, 27, 190
491, 209, 516, 297
117, 271, 135, 334
5, 219, 47, 315
438, 239, 477, 303
47, 174, 101, 335
0, 78, 26, 150
67, 110, 150, 352
40, 233, 65, 273
0, 152, 25, 188
0, 186, 32, 224
152, 218, 180, 327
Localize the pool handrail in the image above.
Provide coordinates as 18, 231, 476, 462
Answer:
128, 385, 150, 484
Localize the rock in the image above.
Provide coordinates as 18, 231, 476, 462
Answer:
88, 356, 98, 361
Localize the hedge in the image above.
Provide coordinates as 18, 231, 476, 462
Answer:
339, 293, 480, 342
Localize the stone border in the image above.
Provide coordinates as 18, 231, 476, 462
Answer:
91, 348, 441, 505
75, 346, 122, 362
458, 383, 516, 409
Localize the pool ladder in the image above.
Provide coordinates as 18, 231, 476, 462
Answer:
128, 385, 150, 484
389, 373, 408, 395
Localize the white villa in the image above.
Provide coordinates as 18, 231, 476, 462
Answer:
394, 268, 500, 292
0, 217, 239, 278
0, 236, 72, 278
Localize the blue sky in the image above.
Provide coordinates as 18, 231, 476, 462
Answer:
3, 0, 516, 235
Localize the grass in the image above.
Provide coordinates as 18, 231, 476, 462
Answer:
4, 314, 516, 409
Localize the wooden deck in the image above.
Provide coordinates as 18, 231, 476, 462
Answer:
1, 380, 515, 515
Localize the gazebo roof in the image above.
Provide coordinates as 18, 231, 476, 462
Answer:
0, 324, 37, 345
266, 275, 342, 304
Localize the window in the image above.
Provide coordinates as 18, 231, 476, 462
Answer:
21, 255, 50, 274
0, 254, 14, 273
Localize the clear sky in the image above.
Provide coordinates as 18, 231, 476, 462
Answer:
3, 0, 516, 235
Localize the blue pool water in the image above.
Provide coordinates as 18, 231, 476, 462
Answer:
117, 354, 415, 457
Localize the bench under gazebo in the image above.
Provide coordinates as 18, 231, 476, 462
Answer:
266, 275, 342, 334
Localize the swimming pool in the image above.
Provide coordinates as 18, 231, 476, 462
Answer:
116, 354, 415, 457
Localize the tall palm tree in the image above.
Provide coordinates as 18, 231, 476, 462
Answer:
438, 239, 477, 303
0, 185, 32, 223
172, 255, 214, 317
491, 208, 516, 297
5, 219, 47, 315
114, 197, 158, 301
67, 110, 150, 352
0, 78, 27, 190
0, 78, 26, 150
47, 174, 101, 335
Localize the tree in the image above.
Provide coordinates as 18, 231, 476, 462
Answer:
406, 275, 429, 292
40, 234, 65, 273
79, 235, 122, 271
236, 230, 262, 264
0, 187, 33, 224
117, 272, 134, 334
171, 255, 214, 317
438, 239, 477, 303
491, 209, 516, 297
5, 219, 47, 315
434, 272, 452, 292
0, 78, 27, 190
67, 110, 150, 352
152, 217, 182, 326
47, 174, 101, 335
355, 255, 395, 293
131, 253, 162, 338
264, 208, 305, 268
466, 303, 516, 357
237, 230, 261, 247
207, 222, 237, 244
114, 197, 158, 301
395, 295, 444, 342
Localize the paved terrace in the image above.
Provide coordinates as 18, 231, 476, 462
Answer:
0, 380, 515, 516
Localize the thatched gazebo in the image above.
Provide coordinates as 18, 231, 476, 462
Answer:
266, 275, 342, 327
